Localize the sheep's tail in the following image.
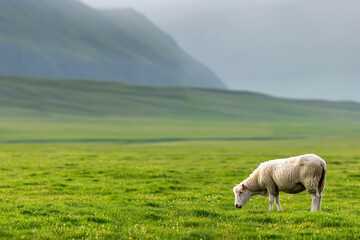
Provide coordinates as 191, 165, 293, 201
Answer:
318, 160, 327, 193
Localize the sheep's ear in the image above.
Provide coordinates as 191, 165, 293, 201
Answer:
242, 184, 246, 189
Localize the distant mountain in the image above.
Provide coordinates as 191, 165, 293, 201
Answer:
0, 0, 225, 89
145, 0, 360, 101
1, 76, 360, 122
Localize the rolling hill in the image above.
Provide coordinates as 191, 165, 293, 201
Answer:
0, 0, 225, 89
1, 76, 360, 122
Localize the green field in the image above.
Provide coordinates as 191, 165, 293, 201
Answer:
0, 121, 359, 239
0, 77, 360, 239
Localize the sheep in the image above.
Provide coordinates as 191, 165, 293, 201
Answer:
233, 154, 326, 211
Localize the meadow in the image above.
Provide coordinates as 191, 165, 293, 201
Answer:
0, 120, 359, 239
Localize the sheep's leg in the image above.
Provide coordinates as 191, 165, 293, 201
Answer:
318, 192, 322, 211
268, 194, 274, 211
304, 177, 322, 211
275, 193, 284, 211
310, 193, 320, 211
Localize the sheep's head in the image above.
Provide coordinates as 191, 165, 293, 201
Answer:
233, 183, 252, 209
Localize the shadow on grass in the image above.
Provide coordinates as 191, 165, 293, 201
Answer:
145, 202, 160, 208
87, 216, 111, 224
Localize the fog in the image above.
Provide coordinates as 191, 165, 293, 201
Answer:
80, 0, 296, 9
80, 0, 360, 101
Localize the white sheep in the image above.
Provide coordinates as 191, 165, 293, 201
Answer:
233, 154, 327, 211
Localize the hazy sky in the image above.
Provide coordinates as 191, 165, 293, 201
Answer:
79, 0, 360, 101
80, 0, 288, 7
80, 0, 297, 13
81, 0, 175, 10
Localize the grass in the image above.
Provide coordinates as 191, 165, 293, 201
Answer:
0, 77, 360, 239
0, 129, 359, 239
0, 117, 359, 142
1, 76, 360, 122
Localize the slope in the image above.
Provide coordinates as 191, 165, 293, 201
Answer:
100, 9, 225, 89
1, 76, 360, 122
0, 0, 225, 89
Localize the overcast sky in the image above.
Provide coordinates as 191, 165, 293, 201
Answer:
80, 0, 287, 8
79, 0, 298, 14
80, 0, 175, 10
79, 0, 360, 101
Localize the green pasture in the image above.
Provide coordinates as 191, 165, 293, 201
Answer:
2, 76, 360, 122
1, 76, 359, 239
0, 121, 359, 239
0, 118, 359, 143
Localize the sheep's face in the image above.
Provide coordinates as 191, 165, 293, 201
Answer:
233, 183, 252, 209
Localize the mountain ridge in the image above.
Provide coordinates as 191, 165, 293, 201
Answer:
0, 0, 225, 89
